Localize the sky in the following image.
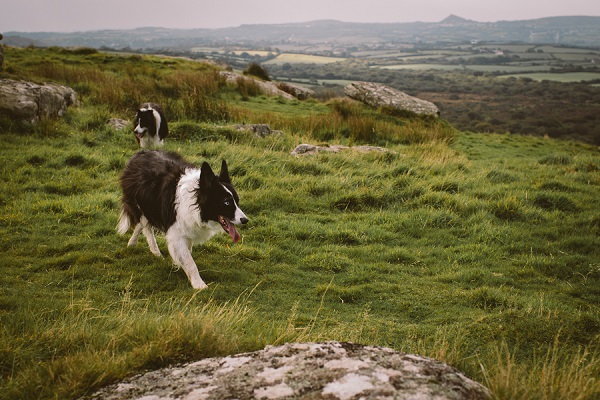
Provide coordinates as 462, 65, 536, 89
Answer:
1, 0, 599, 33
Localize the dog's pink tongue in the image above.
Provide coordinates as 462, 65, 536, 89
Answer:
226, 219, 240, 243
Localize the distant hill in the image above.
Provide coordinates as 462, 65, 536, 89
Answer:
4, 16, 600, 49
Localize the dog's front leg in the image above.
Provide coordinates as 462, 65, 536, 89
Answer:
166, 237, 207, 290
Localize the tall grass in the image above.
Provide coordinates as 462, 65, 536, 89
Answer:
480, 338, 600, 400
3, 47, 452, 145
0, 287, 313, 400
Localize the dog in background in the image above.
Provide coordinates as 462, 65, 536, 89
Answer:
133, 103, 168, 148
117, 150, 248, 289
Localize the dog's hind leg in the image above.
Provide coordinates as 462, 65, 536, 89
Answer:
166, 236, 207, 290
127, 223, 143, 246
139, 217, 162, 257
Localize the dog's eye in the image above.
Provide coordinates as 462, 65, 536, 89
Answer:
224, 200, 231, 206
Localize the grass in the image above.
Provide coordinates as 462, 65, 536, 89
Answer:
1, 47, 600, 399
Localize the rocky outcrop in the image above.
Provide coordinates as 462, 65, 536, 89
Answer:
291, 143, 396, 156
220, 71, 295, 100
275, 82, 315, 100
0, 79, 77, 123
86, 342, 490, 400
220, 72, 314, 101
345, 82, 440, 117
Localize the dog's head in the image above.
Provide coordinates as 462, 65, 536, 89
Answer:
196, 160, 248, 242
133, 108, 158, 143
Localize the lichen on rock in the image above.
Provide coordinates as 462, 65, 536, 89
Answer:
85, 341, 490, 400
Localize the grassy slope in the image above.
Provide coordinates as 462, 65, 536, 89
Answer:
1, 48, 599, 399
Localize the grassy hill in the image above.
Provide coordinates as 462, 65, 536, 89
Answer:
1, 47, 599, 399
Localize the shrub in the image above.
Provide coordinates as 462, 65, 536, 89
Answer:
243, 62, 270, 81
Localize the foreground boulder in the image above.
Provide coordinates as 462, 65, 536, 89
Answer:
0, 79, 77, 123
86, 341, 490, 400
345, 81, 440, 117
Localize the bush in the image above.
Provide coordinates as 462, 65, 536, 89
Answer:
243, 62, 270, 81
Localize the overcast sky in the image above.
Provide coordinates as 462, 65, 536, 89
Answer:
1, 0, 599, 33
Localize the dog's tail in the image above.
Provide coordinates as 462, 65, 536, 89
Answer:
116, 208, 131, 235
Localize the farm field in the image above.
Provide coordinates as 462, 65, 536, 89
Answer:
264, 53, 346, 65
501, 71, 600, 82
1, 47, 599, 400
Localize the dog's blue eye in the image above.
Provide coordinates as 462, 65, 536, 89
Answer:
224, 200, 231, 206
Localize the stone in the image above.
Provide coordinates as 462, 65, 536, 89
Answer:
291, 143, 396, 156
344, 81, 440, 117
85, 342, 490, 400
275, 82, 316, 100
234, 123, 276, 137
108, 118, 129, 130
220, 71, 295, 100
0, 79, 77, 123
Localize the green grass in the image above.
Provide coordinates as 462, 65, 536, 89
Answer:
1, 47, 600, 400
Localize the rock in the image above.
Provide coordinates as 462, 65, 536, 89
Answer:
234, 123, 282, 138
291, 143, 396, 156
344, 81, 440, 117
86, 342, 490, 400
275, 82, 316, 100
220, 71, 295, 100
108, 118, 129, 130
0, 79, 77, 123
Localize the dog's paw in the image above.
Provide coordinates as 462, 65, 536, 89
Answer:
191, 280, 208, 290
150, 250, 163, 257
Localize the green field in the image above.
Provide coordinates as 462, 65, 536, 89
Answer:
501, 72, 600, 83
264, 53, 346, 65
1, 47, 600, 400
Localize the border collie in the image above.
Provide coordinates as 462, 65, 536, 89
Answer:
133, 103, 168, 148
117, 150, 248, 289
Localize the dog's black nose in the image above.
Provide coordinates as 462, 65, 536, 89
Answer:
241, 217, 249, 225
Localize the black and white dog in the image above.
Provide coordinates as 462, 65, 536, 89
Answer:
117, 150, 248, 289
133, 103, 168, 148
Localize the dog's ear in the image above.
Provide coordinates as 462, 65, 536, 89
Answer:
200, 162, 215, 190
219, 160, 231, 184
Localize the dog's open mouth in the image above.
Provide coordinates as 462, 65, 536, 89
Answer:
135, 131, 146, 139
219, 216, 240, 243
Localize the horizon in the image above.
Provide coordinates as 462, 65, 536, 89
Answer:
3, 14, 600, 35
1, 0, 599, 34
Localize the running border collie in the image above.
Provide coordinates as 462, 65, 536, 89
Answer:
133, 103, 168, 148
117, 150, 248, 289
